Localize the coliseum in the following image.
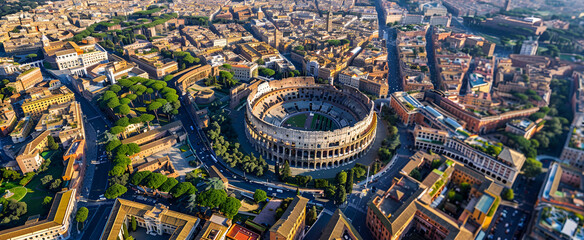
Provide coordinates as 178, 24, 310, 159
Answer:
245, 77, 377, 169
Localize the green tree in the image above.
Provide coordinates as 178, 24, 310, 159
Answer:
253, 189, 267, 203
306, 206, 317, 225
140, 114, 155, 128
47, 135, 59, 150
115, 104, 131, 116
75, 207, 89, 223
335, 185, 347, 204
197, 189, 227, 208
26, 53, 37, 60
131, 216, 137, 231
259, 67, 276, 77
105, 139, 122, 152
148, 102, 163, 122
144, 172, 167, 189
130, 171, 151, 185
336, 171, 347, 185
41, 175, 53, 185
522, 158, 542, 178
409, 168, 422, 181
104, 184, 127, 199
109, 165, 126, 176
315, 179, 329, 188
42, 196, 53, 205
281, 161, 291, 181
163, 74, 174, 82
170, 182, 195, 198
1, 169, 21, 181
158, 178, 178, 192
346, 169, 354, 193
50, 179, 62, 191
115, 117, 130, 127
502, 188, 514, 200
220, 197, 241, 219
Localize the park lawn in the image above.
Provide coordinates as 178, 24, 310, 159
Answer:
0, 181, 20, 194
284, 114, 307, 128
12, 151, 65, 226
5, 186, 27, 201
40, 150, 57, 160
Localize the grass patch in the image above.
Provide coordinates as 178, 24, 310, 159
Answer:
179, 144, 190, 152
284, 114, 307, 128
4, 186, 27, 201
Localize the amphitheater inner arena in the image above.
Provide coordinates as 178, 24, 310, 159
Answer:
245, 77, 377, 169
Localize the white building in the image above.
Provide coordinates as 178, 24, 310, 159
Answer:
231, 62, 258, 82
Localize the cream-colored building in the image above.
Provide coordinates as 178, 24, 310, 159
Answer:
269, 196, 308, 240
100, 199, 200, 240
16, 130, 51, 173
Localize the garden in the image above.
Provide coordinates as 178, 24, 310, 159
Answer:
0, 149, 64, 229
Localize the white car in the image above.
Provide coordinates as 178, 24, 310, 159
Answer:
276, 189, 283, 193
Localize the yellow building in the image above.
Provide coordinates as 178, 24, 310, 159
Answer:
269, 196, 308, 240
21, 87, 75, 117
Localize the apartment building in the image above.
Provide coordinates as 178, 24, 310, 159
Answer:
100, 199, 200, 240
128, 54, 178, 79
413, 125, 525, 186
560, 113, 584, 171
366, 152, 500, 240
21, 86, 75, 117
10, 67, 43, 93
269, 196, 308, 240
35, 101, 85, 147
237, 42, 279, 62
15, 130, 51, 173
10, 117, 33, 143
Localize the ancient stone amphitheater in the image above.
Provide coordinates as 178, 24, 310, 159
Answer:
245, 77, 377, 169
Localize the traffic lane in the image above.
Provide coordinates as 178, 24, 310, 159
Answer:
88, 161, 110, 200
344, 204, 374, 240
80, 204, 113, 240
304, 211, 333, 240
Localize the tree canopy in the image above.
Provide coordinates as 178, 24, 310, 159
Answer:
253, 189, 267, 203
75, 207, 89, 223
